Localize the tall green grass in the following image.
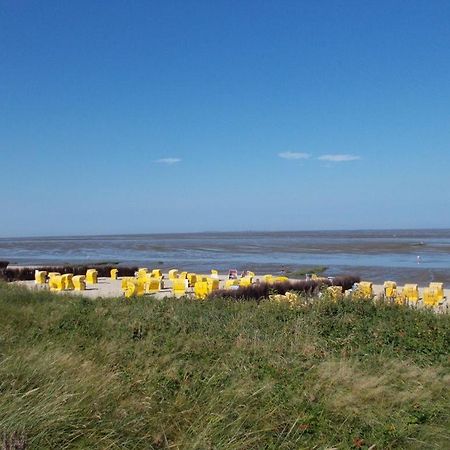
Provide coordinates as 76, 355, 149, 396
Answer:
0, 283, 449, 449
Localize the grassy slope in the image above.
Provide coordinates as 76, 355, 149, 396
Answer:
0, 283, 449, 449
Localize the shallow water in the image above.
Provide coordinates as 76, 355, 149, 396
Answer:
1, 229, 450, 283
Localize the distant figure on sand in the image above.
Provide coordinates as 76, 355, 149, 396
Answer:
417, 255, 421, 264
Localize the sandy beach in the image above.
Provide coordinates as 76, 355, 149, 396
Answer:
15, 272, 450, 311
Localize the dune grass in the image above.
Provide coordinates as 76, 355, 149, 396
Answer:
0, 283, 449, 449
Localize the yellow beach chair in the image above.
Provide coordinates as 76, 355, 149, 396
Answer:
86, 269, 98, 285
225, 279, 239, 289
206, 277, 220, 294
239, 276, 253, 287
49, 275, 64, 291
172, 278, 188, 297
34, 270, 47, 285
110, 268, 118, 280
72, 275, 86, 291
137, 268, 148, 279
273, 276, 289, 283
194, 281, 208, 300
151, 269, 162, 278
327, 285, 343, 300
187, 273, 197, 287
423, 287, 439, 307
168, 269, 178, 280
121, 277, 130, 289
263, 274, 274, 284
355, 281, 373, 299
61, 273, 74, 290
402, 284, 419, 304
123, 279, 145, 298
383, 281, 397, 298
147, 277, 161, 294
210, 269, 219, 279
429, 282, 445, 302
178, 271, 188, 280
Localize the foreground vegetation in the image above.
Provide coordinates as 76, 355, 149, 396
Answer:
0, 284, 449, 449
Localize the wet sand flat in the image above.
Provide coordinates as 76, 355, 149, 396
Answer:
2, 229, 450, 284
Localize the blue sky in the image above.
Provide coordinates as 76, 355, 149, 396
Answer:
1, 0, 450, 237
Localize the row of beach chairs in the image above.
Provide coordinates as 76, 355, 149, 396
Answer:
34, 267, 284, 298
382, 281, 445, 307
119, 268, 290, 298
34, 268, 446, 307
34, 269, 99, 291
325, 280, 446, 308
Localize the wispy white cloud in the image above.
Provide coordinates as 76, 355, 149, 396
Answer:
318, 154, 360, 162
278, 152, 311, 160
155, 158, 181, 164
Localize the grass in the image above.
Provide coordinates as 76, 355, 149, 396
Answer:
0, 283, 449, 449
285, 266, 328, 278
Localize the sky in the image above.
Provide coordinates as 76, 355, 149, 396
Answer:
1, 0, 450, 237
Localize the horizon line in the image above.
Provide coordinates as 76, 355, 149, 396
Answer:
1, 227, 450, 240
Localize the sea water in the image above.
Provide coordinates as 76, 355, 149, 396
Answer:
1, 229, 450, 283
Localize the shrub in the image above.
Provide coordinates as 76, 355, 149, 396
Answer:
211, 275, 360, 302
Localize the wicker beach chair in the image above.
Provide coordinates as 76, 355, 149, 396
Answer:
194, 281, 208, 300
239, 276, 253, 287
72, 275, 86, 291
123, 279, 144, 298
34, 270, 47, 285
327, 285, 343, 300
423, 288, 439, 307
49, 275, 64, 291
355, 281, 373, 299
383, 281, 397, 299
86, 269, 98, 285
187, 273, 197, 287
61, 273, 74, 290
110, 268, 119, 280
151, 269, 162, 278
225, 279, 240, 289
168, 269, 179, 280
206, 277, 220, 293
402, 284, 419, 305
172, 278, 188, 297
147, 277, 161, 294
429, 283, 445, 302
